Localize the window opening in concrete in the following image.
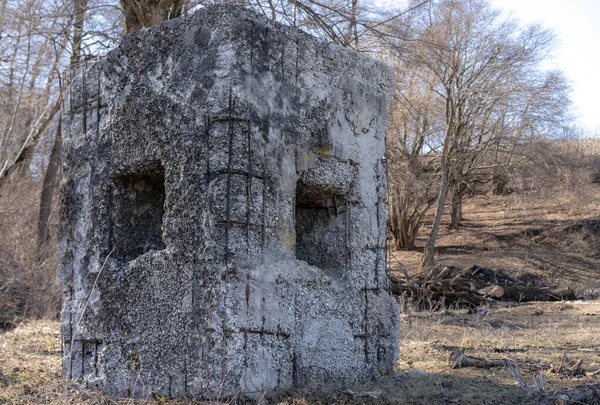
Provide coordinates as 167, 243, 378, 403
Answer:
295, 180, 347, 275
111, 164, 166, 262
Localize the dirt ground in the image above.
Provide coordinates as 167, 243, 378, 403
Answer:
391, 185, 600, 291
3, 178, 600, 404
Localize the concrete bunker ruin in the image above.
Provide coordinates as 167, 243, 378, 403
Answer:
58, 5, 399, 399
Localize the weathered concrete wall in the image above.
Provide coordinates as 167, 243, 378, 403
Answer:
58, 5, 399, 399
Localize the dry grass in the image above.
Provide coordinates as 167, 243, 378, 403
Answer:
3, 302, 600, 405
0, 319, 531, 405
0, 320, 207, 405
399, 301, 600, 395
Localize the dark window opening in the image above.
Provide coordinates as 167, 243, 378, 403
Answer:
111, 163, 166, 262
295, 180, 347, 276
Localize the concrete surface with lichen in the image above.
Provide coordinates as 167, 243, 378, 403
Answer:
57, 5, 398, 399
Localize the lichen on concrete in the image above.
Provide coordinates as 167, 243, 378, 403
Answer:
58, 5, 399, 399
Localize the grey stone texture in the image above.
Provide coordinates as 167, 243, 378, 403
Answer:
58, 5, 399, 399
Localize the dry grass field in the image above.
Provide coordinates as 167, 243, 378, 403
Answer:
3, 140, 600, 404
2, 302, 600, 404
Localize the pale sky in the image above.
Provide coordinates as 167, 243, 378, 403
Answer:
491, 0, 600, 135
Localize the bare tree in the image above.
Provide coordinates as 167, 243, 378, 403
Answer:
235, 0, 428, 53
390, 0, 572, 268
120, 0, 187, 32
37, 0, 89, 259
387, 53, 442, 250
0, 0, 124, 325
0, 0, 73, 185
0, 0, 76, 324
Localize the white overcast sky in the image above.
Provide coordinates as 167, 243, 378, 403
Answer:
491, 0, 600, 135
382, 0, 600, 136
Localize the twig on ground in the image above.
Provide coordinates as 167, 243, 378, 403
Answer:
505, 359, 542, 397
449, 350, 505, 369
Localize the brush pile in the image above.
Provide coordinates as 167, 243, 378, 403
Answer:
389, 264, 577, 308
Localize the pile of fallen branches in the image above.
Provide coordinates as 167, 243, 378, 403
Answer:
389, 264, 577, 309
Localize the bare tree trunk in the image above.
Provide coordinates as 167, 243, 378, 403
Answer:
389, 189, 430, 250
0, 27, 31, 164
37, 112, 61, 258
70, 0, 87, 66
344, 0, 358, 47
0, 0, 8, 31
120, 0, 186, 32
0, 99, 61, 185
267, 0, 277, 19
389, 191, 416, 250
449, 186, 462, 229
35, 0, 85, 259
0, 11, 71, 188
5, 23, 22, 101
421, 128, 451, 270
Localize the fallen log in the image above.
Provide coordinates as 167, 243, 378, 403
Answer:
502, 286, 577, 302
539, 383, 600, 405
461, 265, 514, 285
449, 350, 505, 369
477, 285, 504, 298
434, 291, 487, 307
389, 277, 419, 297
429, 277, 484, 293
